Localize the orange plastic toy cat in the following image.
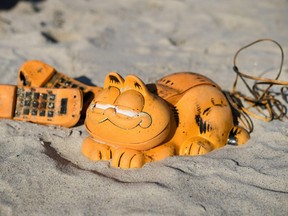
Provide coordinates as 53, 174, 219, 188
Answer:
82, 72, 250, 168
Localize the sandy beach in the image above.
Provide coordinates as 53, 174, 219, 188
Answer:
1, 0, 287, 215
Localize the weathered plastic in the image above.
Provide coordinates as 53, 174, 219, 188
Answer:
0, 85, 83, 127
82, 72, 250, 169
17, 60, 102, 112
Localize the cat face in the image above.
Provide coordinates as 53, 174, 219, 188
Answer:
85, 72, 171, 151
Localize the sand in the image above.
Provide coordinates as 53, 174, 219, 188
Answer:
0, 0, 287, 215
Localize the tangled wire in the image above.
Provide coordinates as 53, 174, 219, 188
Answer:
227, 39, 288, 133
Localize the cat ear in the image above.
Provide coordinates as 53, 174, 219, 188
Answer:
124, 75, 150, 97
104, 72, 124, 89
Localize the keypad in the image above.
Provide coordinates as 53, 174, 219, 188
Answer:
14, 88, 63, 119
46, 73, 85, 91
42, 71, 95, 107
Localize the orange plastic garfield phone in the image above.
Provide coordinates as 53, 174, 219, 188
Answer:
17, 60, 102, 112
82, 72, 250, 168
0, 85, 82, 127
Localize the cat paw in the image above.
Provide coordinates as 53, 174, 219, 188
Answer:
179, 137, 213, 156
228, 126, 250, 145
81, 137, 112, 161
112, 148, 145, 169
